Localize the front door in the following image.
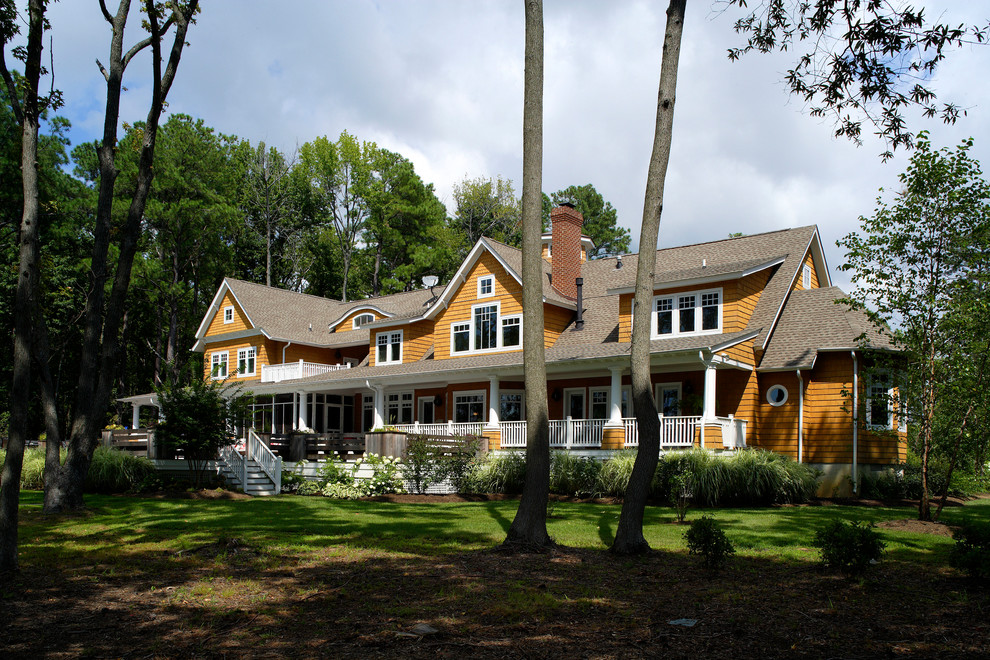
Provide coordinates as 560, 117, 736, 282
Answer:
564, 389, 585, 419
655, 382, 682, 416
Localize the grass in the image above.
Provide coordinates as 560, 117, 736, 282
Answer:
8, 491, 990, 658
15, 490, 989, 567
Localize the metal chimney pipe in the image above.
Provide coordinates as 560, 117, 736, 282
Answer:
575, 277, 584, 330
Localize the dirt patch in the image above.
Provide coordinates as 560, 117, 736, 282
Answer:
876, 519, 956, 536
4, 543, 988, 659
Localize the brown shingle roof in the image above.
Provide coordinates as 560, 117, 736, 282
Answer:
223, 278, 435, 346
759, 286, 896, 370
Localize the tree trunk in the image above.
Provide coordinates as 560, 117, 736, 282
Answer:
613, 0, 687, 555
44, 0, 198, 513
503, 0, 551, 551
0, 0, 46, 572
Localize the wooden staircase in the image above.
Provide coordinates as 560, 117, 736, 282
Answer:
218, 430, 282, 497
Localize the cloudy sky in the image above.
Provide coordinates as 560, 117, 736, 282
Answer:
29, 1, 990, 290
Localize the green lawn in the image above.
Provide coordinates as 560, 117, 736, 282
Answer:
16, 490, 989, 568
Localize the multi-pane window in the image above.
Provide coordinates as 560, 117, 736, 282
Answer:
475, 304, 498, 350
591, 390, 609, 419
500, 392, 524, 421
452, 322, 470, 353
678, 295, 696, 333
353, 313, 374, 328
701, 292, 719, 330
868, 375, 893, 429
223, 306, 234, 324
454, 393, 485, 423
210, 351, 228, 379
478, 275, 494, 297
386, 392, 413, 424
237, 347, 256, 376
376, 331, 402, 365
501, 316, 521, 347
655, 298, 673, 335
651, 288, 721, 338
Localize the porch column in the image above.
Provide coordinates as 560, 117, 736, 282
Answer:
606, 367, 623, 428
297, 391, 308, 430
487, 376, 500, 429
131, 404, 141, 430
373, 386, 385, 429
703, 362, 717, 420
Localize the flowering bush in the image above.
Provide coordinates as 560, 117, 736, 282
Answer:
359, 453, 404, 495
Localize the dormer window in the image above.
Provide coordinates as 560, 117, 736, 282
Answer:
652, 288, 721, 338
478, 275, 494, 298
353, 313, 375, 329
451, 301, 522, 354
223, 306, 234, 324
376, 330, 402, 365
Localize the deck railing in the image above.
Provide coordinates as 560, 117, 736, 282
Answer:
260, 360, 351, 383
620, 416, 699, 448
389, 421, 485, 437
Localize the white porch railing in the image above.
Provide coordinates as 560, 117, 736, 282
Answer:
390, 421, 485, 437
248, 428, 282, 492
622, 416, 698, 448
548, 417, 606, 448
219, 442, 245, 484
260, 360, 351, 383
500, 421, 527, 447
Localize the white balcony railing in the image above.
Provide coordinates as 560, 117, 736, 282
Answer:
260, 360, 351, 383
389, 421, 485, 437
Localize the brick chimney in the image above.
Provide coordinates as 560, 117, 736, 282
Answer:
550, 203, 584, 300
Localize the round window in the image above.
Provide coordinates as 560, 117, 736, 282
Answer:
767, 384, 788, 407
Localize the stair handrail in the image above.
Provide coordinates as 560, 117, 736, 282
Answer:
219, 443, 246, 487
247, 428, 282, 494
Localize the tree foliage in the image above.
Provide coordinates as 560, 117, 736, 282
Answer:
728, 0, 990, 159
838, 133, 990, 520
452, 175, 521, 252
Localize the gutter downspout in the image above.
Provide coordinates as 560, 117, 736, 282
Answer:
282, 341, 293, 364
851, 351, 859, 494
796, 369, 804, 463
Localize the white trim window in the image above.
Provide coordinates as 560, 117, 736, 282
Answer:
655, 382, 682, 416
386, 391, 414, 424
454, 391, 486, 423
590, 388, 610, 419
478, 274, 495, 298
237, 347, 256, 377
210, 351, 229, 379
451, 301, 522, 354
803, 264, 812, 289
223, 305, 234, 324
376, 330, 403, 365
652, 288, 722, 338
353, 313, 375, 329
500, 391, 525, 421
867, 374, 894, 430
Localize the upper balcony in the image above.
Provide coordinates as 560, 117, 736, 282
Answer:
260, 360, 352, 383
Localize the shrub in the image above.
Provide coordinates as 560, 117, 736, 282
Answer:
596, 450, 637, 497
813, 520, 886, 575
321, 481, 365, 499
684, 515, 735, 569
156, 377, 251, 489
20, 448, 47, 490
281, 462, 307, 493
670, 471, 692, 522
317, 456, 352, 487
358, 454, 404, 495
85, 447, 157, 493
550, 451, 602, 497
401, 435, 446, 494
462, 451, 526, 494
441, 435, 482, 493
950, 522, 990, 579
297, 481, 322, 496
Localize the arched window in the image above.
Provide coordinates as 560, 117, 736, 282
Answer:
352, 313, 375, 329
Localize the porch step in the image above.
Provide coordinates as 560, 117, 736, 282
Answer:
219, 458, 279, 496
